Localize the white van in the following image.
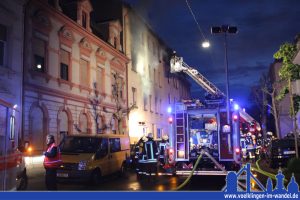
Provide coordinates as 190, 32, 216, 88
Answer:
57, 134, 130, 184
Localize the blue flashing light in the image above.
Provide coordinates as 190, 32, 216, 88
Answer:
167, 106, 172, 113
234, 104, 239, 111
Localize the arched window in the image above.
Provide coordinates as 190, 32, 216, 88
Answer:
79, 113, 88, 133
58, 111, 68, 135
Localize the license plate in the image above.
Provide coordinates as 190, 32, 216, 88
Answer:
283, 150, 295, 155
57, 173, 68, 178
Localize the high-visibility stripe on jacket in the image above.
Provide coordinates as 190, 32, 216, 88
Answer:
43, 143, 62, 169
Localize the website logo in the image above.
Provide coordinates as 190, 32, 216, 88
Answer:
223, 163, 299, 199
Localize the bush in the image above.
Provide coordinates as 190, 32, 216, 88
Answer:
287, 158, 300, 173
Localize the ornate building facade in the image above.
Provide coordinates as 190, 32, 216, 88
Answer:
23, 0, 129, 154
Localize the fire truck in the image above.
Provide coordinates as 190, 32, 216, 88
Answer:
159, 54, 261, 175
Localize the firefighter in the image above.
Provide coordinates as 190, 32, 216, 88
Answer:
245, 132, 255, 161
145, 133, 158, 159
158, 134, 169, 166
43, 134, 62, 190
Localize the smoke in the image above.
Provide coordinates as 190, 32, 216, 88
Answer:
128, 9, 165, 96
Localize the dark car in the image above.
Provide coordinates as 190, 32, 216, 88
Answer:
268, 138, 300, 169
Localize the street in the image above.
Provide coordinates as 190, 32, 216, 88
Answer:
26, 165, 226, 191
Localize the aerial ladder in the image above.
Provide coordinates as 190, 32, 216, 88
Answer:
170, 53, 260, 131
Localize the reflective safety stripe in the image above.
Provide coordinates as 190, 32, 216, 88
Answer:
43, 143, 62, 168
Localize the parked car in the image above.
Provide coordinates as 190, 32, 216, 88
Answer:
268, 138, 300, 169
57, 134, 130, 185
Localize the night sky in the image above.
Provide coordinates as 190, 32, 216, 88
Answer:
123, 0, 300, 108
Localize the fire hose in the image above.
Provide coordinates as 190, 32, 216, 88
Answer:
174, 150, 226, 191
251, 158, 288, 183
173, 152, 203, 191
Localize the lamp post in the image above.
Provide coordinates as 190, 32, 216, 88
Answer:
211, 25, 238, 125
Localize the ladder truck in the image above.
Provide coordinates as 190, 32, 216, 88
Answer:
161, 54, 261, 175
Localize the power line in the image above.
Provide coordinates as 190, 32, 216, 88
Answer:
185, 0, 207, 41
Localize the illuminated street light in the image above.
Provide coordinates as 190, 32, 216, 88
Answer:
202, 40, 210, 48
211, 25, 238, 124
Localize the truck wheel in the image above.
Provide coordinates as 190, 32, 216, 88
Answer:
90, 169, 102, 185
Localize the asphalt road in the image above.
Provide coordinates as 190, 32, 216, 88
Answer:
26, 166, 226, 191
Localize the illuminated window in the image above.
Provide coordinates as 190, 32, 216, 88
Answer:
33, 37, 46, 73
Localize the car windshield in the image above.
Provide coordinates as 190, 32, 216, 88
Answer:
61, 137, 101, 153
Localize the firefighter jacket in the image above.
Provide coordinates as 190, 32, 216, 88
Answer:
43, 143, 62, 169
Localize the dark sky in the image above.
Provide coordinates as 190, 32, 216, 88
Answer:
123, 0, 300, 108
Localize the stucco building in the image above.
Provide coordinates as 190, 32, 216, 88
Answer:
123, 6, 191, 143
90, 0, 191, 144
23, 0, 129, 154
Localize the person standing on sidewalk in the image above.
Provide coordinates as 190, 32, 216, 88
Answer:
43, 134, 62, 190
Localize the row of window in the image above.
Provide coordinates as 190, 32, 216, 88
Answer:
32, 36, 109, 93
132, 86, 184, 114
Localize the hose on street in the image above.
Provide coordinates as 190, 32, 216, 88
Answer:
251, 158, 288, 183
173, 152, 203, 191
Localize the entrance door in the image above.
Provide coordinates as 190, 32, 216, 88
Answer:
30, 107, 44, 152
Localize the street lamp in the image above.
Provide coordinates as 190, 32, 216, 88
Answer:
211, 25, 238, 125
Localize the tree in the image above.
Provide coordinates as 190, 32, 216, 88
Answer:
89, 82, 108, 134
250, 73, 280, 139
250, 75, 267, 139
274, 42, 300, 158
109, 73, 137, 134
261, 82, 280, 139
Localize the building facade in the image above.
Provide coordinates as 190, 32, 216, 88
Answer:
122, 5, 191, 144
0, 0, 25, 190
74, 0, 191, 144
23, 0, 129, 154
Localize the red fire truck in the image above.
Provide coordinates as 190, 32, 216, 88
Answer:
159, 54, 261, 175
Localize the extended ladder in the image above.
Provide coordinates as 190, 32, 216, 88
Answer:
170, 54, 225, 98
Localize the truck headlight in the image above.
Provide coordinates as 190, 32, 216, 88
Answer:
78, 160, 87, 170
